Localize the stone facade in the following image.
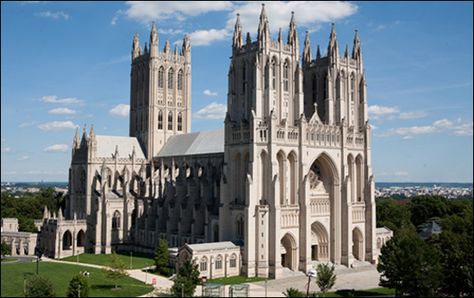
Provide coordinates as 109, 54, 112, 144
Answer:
1, 218, 38, 256
39, 5, 382, 278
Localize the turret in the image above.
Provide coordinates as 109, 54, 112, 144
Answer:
316, 45, 321, 59
182, 34, 191, 63
287, 11, 299, 59
132, 33, 141, 59
352, 30, 363, 70
303, 31, 311, 67
328, 23, 339, 64
149, 21, 158, 58
80, 125, 88, 147
164, 40, 170, 54
344, 44, 349, 59
257, 3, 270, 49
72, 127, 80, 150
232, 13, 243, 50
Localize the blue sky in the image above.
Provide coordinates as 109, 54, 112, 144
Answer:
1, 1, 472, 182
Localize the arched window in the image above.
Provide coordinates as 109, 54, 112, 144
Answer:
283, 61, 289, 92
177, 69, 183, 91
229, 254, 237, 268
168, 111, 173, 130
112, 210, 121, 229
271, 59, 276, 90
236, 215, 244, 239
158, 67, 164, 88
350, 73, 355, 101
242, 63, 247, 93
158, 110, 163, 129
215, 255, 223, 270
200, 257, 208, 271
177, 112, 183, 131
168, 68, 174, 89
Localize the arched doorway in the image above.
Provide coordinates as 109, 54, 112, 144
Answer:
112, 210, 121, 244
281, 233, 297, 271
311, 222, 329, 261
63, 230, 72, 250
77, 230, 85, 247
352, 228, 364, 261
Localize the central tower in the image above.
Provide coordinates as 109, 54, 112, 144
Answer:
129, 22, 192, 160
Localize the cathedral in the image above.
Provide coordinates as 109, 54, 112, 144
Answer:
39, 5, 382, 278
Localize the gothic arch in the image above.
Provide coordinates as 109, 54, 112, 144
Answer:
311, 221, 329, 261
77, 230, 85, 247
355, 154, 364, 203
158, 66, 164, 88
260, 150, 268, 200
177, 69, 184, 91
62, 230, 72, 250
168, 67, 175, 89
281, 232, 297, 271
352, 227, 364, 261
277, 150, 287, 205
287, 151, 297, 205
347, 154, 355, 202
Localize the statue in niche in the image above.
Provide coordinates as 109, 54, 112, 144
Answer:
308, 166, 327, 194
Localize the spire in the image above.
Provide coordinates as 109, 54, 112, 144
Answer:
174, 44, 179, 56
89, 124, 95, 140
149, 21, 158, 57
114, 145, 119, 159
328, 23, 338, 63
316, 45, 321, 59
257, 3, 270, 48
352, 29, 361, 60
232, 13, 243, 49
246, 32, 251, 46
132, 33, 141, 59
43, 205, 49, 219
344, 44, 349, 58
164, 40, 170, 53
278, 28, 283, 43
144, 42, 148, 54
58, 208, 63, 220
81, 124, 88, 144
303, 31, 311, 66
182, 34, 191, 63
73, 127, 80, 149
288, 11, 297, 45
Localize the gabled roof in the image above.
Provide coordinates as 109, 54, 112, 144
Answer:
95, 135, 145, 159
180, 241, 238, 253
157, 129, 224, 157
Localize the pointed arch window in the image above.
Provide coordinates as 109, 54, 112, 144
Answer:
350, 73, 355, 101
158, 67, 164, 89
271, 59, 276, 90
168, 68, 174, 89
242, 63, 247, 93
283, 61, 289, 92
158, 110, 163, 130
112, 211, 121, 229
177, 112, 183, 131
168, 111, 173, 130
177, 69, 183, 91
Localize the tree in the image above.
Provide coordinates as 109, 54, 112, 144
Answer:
377, 227, 441, 297
171, 258, 200, 297
154, 239, 171, 276
25, 275, 55, 297
67, 274, 90, 297
1, 240, 11, 256
316, 263, 336, 294
103, 252, 129, 289
283, 287, 305, 297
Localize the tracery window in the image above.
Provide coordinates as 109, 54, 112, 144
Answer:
168, 112, 173, 130
177, 112, 183, 131
177, 69, 183, 91
158, 110, 163, 129
168, 68, 174, 89
158, 67, 164, 88
283, 61, 289, 92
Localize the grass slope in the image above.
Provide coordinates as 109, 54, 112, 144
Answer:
1, 261, 153, 297
61, 253, 154, 269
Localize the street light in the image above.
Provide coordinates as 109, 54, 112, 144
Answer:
306, 269, 317, 298
130, 251, 133, 269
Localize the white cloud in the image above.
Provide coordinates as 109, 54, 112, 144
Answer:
18, 155, 30, 161
203, 89, 218, 97
41, 95, 82, 104
378, 118, 473, 138
194, 102, 227, 120
189, 28, 230, 46
124, 1, 234, 23
1, 147, 12, 153
38, 121, 78, 131
48, 108, 76, 115
110, 104, 130, 118
399, 111, 427, 120
44, 144, 69, 152
158, 28, 184, 35
35, 11, 70, 20
368, 105, 399, 117
19, 121, 37, 128
225, 1, 358, 36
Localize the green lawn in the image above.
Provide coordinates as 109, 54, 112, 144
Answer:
322, 287, 395, 297
62, 252, 155, 269
207, 275, 268, 285
1, 261, 153, 297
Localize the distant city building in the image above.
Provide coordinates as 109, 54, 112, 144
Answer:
39, 5, 385, 278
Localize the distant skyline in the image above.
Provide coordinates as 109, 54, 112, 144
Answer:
1, 1, 473, 182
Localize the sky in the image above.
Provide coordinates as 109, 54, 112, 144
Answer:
1, 1, 473, 183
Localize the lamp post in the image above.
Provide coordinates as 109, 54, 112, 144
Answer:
130, 251, 133, 269
306, 269, 317, 298
77, 250, 79, 263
